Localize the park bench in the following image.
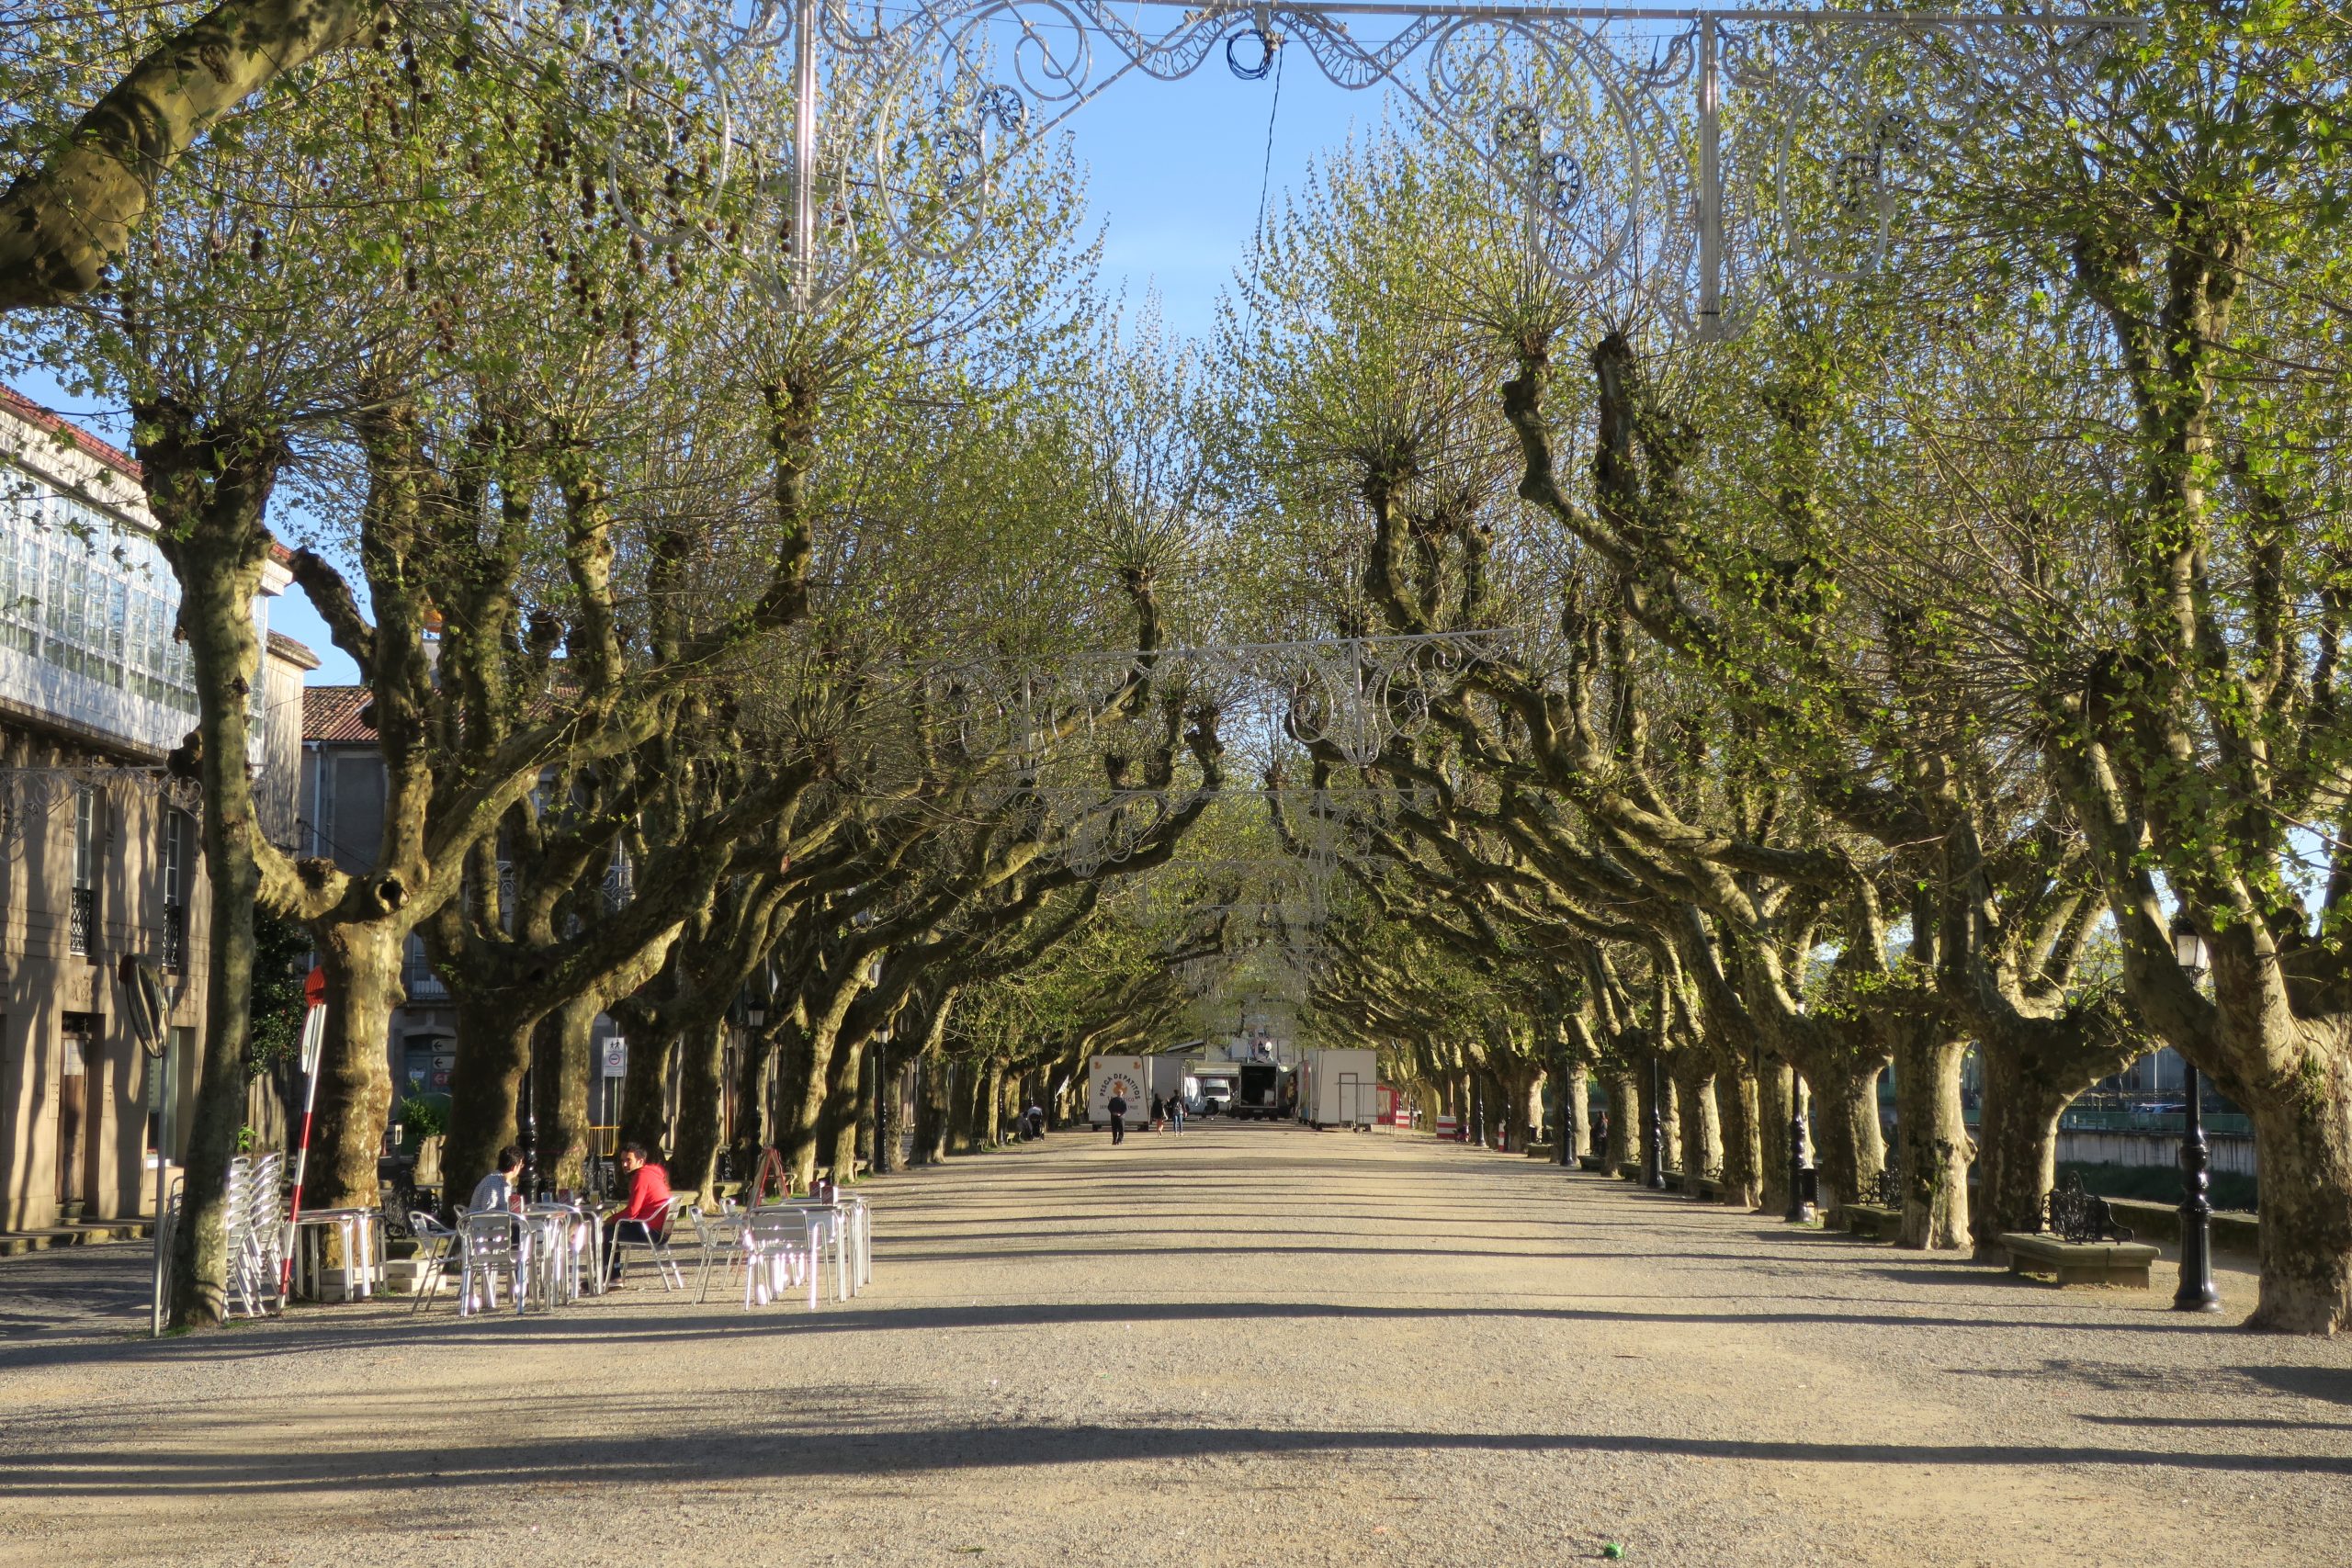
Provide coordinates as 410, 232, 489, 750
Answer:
1692, 1170, 1726, 1202
1996, 1177, 2158, 1288
1843, 1169, 1904, 1239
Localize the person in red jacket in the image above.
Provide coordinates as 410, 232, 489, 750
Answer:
603, 1143, 673, 1286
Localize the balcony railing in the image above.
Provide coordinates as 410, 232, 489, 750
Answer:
68, 886, 96, 955
161, 900, 186, 974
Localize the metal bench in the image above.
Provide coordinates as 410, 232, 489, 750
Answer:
1844, 1169, 1904, 1239
1996, 1176, 2158, 1287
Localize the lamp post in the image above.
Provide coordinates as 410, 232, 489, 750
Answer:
2171, 922, 2222, 1314
1645, 1055, 1667, 1190
517, 1052, 539, 1201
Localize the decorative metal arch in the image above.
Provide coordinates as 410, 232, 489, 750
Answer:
560, 0, 2141, 337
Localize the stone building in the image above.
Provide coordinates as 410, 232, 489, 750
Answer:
0, 389, 313, 1234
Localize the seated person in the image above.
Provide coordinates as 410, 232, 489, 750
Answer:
602, 1142, 673, 1284
469, 1146, 526, 1213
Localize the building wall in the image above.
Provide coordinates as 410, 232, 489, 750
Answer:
0, 724, 210, 1229
0, 394, 304, 1231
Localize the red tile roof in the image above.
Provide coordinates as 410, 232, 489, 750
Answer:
1, 384, 141, 481
4, 386, 296, 563
303, 685, 375, 742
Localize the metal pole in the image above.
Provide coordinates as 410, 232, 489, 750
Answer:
2173, 1062, 2222, 1313
152, 1077, 165, 1337
1556, 1049, 1573, 1167
1695, 13, 1722, 340
279, 991, 328, 1298
791, 0, 819, 310
1784, 1071, 1814, 1223
519, 1058, 538, 1201
1645, 1055, 1667, 1190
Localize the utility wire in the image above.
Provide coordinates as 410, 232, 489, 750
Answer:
1241, 38, 1286, 337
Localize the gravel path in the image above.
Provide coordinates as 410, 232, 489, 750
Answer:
1, 1122, 2346, 1567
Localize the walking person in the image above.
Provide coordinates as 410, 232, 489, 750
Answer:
1108, 1091, 1128, 1145
1150, 1091, 1166, 1133
1170, 1096, 1185, 1134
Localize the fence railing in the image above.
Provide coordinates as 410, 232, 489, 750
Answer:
2058, 1107, 2256, 1137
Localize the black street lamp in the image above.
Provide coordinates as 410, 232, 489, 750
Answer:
2171, 922, 2222, 1314
1645, 1055, 1667, 1190
518, 1048, 539, 1201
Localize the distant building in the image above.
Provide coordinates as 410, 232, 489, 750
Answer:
299, 685, 457, 1108
0, 389, 313, 1232
297, 691, 630, 1136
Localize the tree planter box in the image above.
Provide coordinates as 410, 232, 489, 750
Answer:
1996, 1232, 2158, 1288
380, 1258, 448, 1296
1844, 1203, 1902, 1239
1577, 1155, 1606, 1173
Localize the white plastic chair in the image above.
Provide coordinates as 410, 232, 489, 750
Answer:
740, 1209, 819, 1310
408, 1210, 458, 1314
458, 1212, 524, 1315
688, 1204, 746, 1303
605, 1193, 688, 1291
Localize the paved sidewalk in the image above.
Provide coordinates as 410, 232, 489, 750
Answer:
0, 1124, 2345, 1567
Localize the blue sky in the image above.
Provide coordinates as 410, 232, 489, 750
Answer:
17, 34, 1390, 687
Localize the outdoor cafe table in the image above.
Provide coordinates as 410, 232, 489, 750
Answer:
522, 1203, 600, 1307
288, 1207, 386, 1303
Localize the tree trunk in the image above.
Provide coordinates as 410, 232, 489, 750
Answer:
1563, 1059, 1592, 1160
1715, 1063, 1762, 1208
1659, 1070, 1684, 1174
1893, 1033, 1972, 1250
781, 1025, 835, 1191
820, 1031, 864, 1182
1973, 1043, 2068, 1259
166, 547, 270, 1326
1605, 1068, 1639, 1168
1758, 1061, 1793, 1216
304, 919, 403, 1210
913, 1053, 953, 1164
671, 1019, 728, 1203
617, 1025, 676, 1158
876, 1053, 909, 1173
855, 1041, 877, 1168
1675, 1063, 1720, 1192
979, 1058, 1005, 1147
2245, 1067, 2352, 1334
729, 1024, 777, 1179
1810, 1061, 1885, 1227
442, 994, 538, 1212
538, 1001, 597, 1194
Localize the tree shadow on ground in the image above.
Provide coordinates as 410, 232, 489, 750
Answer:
5, 1413, 2348, 1502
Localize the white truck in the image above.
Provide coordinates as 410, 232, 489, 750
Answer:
1148, 1053, 1196, 1111
1087, 1055, 1149, 1130
1297, 1047, 1380, 1129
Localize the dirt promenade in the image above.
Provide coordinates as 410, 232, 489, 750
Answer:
0, 1122, 2346, 1567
